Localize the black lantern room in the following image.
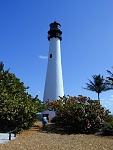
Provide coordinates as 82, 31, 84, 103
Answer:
48, 21, 62, 41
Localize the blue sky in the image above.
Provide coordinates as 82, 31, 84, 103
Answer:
0, 0, 113, 114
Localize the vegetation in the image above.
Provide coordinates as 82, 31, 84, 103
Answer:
0, 62, 44, 132
102, 115, 113, 136
83, 74, 112, 101
106, 67, 113, 88
1, 61, 113, 136
46, 95, 110, 134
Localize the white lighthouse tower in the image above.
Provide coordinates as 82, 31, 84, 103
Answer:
43, 21, 64, 120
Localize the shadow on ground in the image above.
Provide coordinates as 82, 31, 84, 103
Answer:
31, 122, 74, 135
41, 123, 79, 135
31, 122, 113, 139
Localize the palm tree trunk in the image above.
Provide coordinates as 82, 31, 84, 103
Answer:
98, 93, 100, 104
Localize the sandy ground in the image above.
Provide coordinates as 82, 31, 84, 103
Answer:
0, 121, 113, 150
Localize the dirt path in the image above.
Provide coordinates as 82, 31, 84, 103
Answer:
0, 121, 113, 150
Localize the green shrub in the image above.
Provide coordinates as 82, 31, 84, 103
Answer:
0, 62, 44, 132
46, 95, 110, 134
102, 115, 113, 136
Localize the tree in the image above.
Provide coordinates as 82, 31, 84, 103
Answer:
0, 62, 4, 72
0, 62, 44, 132
106, 67, 113, 87
83, 74, 112, 101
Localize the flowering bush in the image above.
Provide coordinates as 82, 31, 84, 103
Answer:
46, 95, 110, 134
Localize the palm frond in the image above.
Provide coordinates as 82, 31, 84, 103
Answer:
107, 70, 113, 77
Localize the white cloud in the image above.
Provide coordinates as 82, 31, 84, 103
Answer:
38, 91, 41, 94
105, 100, 111, 104
101, 98, 105, 101
109, 95, 113, 101
38, 55, 48, 59
101, 96, 113, 114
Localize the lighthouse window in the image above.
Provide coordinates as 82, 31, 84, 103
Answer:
50, 54, 52, 58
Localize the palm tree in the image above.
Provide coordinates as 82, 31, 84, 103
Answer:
106, 67, 113, 86
83, 74, 112, 101
0, 62, 4, 72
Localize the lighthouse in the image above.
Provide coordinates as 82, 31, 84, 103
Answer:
43, 21, 64, 120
